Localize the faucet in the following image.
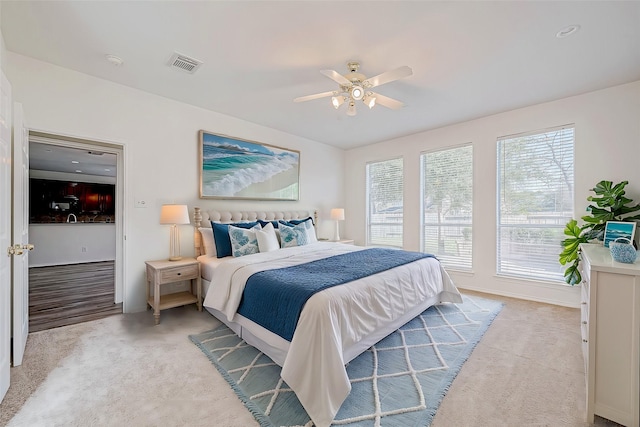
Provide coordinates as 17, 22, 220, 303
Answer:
66, 213, 77, 223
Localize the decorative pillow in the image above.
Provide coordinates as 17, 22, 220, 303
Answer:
280, 217, 317, 243
228, 224, 261, 257
279, 222, 309, 248
257, 219, 280, 229
212, 221, 260, 258
198, 227, 216, 257
256, 222, 280, 253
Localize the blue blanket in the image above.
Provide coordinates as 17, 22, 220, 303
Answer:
236, 248, 436, 341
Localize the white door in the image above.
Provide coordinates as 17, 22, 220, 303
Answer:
12, 102, 30, 366
0, 72, 12, 402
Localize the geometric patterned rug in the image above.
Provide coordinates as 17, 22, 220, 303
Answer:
190, 294, 503, 427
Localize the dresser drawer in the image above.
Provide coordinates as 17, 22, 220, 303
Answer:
159, 263, 199, 284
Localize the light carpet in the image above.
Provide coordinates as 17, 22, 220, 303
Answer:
190, 294, 503, 426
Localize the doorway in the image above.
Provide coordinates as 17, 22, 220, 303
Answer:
27, 132, 125, 330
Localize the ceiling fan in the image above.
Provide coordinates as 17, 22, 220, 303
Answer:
294, 61, 413, 116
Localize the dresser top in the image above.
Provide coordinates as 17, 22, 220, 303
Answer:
580, 243, 640, 276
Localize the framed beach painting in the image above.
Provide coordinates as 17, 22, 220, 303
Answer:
603, 221, 636, 248
199, 130, 300, 200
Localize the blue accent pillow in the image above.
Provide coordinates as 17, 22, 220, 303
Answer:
257, 219, 280, 229
212, 221, 260, 258
279, 222, 309, 248
228, 224, 261, 257
281, 216, 314, 226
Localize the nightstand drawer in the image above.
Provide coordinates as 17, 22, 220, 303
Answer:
159, 264, 199, 283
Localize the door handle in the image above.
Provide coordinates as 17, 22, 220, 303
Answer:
7, 244, 24, 256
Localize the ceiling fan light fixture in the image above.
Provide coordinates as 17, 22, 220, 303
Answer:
346, 100, 357, 116
350, 85, 364, 101
331, 95, 345, 109
364, 93, 376, 109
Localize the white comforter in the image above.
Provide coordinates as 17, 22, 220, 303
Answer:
203, 242, 462, 427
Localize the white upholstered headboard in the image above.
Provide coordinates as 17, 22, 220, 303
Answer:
193, 207, 318, 256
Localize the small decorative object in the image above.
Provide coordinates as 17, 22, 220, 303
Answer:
199, 130, 300, 200
609, 238, 637, 264
330, 208, 345, 241
160, 204, 190, 261
603, 220, 636, 248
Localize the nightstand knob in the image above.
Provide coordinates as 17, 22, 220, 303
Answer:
177, 272, 181, 276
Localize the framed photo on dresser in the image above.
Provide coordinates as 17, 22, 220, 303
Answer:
603, 221, 636, 248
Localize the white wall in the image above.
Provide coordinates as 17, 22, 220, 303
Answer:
345, 81, 640, 307
29, 224, 116, 267
6, 52, 345, 312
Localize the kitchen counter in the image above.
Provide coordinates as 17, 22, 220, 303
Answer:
30, 221, 115, 224
29, 223, 116, 267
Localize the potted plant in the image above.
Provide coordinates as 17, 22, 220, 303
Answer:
559, 180, 640, 285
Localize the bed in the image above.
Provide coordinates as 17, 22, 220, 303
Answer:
193, 207, 462, 427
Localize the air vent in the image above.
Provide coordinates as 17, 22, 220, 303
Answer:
168, 52, 203, 74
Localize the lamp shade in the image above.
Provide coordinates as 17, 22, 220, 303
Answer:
330, 208, 345, 221
159, 204, 190, 225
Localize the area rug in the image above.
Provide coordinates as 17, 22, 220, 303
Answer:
190, 294, 503, 426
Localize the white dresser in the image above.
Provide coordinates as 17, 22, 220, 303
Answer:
580, 243, 640, 427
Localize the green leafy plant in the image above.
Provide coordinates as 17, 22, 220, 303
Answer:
560, 180, 640, 285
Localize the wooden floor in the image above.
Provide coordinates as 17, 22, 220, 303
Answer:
29, 261, 122, 332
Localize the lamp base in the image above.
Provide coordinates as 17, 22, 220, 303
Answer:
333, 220, 340, 241
168, 256, 182, 262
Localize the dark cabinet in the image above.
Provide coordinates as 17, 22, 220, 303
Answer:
30, 178, 115, 223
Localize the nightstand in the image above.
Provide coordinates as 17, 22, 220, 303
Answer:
145, 258, 201, 325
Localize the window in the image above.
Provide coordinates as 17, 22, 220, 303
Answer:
366, 157, 403, 247
421, 144, 473, 270
497, 125, 574, 282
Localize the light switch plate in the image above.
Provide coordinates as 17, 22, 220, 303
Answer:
134, 199, 148, 208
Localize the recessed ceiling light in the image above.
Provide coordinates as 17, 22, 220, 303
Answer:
105, 54, 124, 66
556, 25, 580, 38
71, 160, 79, 164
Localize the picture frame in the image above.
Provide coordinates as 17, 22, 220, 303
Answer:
603, 221, 636, 248
199, 130, 300, 200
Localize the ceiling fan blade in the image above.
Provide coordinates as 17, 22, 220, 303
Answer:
371, 92, 405, 110
320, 69, 352, 87
365, 66, 413, 88
293, 91, 336, 103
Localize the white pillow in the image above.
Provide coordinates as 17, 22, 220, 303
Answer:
198, 227, 216, 257
279, 222, 309, 248
300, 219, 318, 243
228, 224, 261, 257
256, 222, 280, 253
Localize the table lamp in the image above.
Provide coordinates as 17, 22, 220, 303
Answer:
160, 204, 190, 261
330, 208, 345, 241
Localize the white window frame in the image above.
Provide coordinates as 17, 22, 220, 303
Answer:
366, 157, 403, 248
496, 124, 575, 282
420, 143, 473, 271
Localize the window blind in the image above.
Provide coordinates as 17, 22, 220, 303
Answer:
497, 125, 575, 282
421, 144, 473, 270
366, 157, 403, 248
